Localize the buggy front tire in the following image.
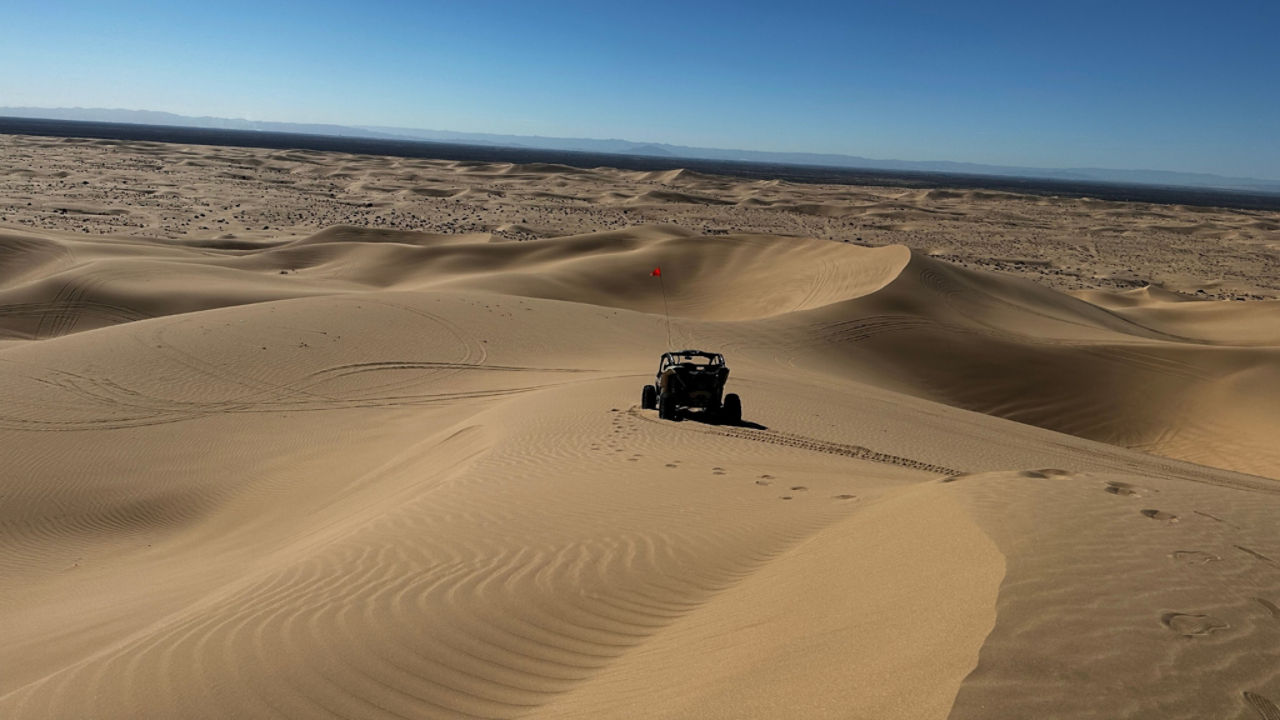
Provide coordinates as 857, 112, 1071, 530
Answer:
641, 384, 657, 410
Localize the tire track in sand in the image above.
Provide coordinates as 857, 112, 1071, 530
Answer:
627, 406, 961, 475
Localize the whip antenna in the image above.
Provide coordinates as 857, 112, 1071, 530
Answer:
650, 266, 671, 348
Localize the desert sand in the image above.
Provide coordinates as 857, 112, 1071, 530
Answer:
2, 133, 1279, 719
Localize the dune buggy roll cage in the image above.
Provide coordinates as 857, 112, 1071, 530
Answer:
657, 351, 725, 373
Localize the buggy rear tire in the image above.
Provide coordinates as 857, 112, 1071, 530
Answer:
641, 384, 657, 410
721, 393, 742, 424
658, 393, 678, 421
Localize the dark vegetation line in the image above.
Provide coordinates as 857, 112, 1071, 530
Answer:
4, 116, 1278, 212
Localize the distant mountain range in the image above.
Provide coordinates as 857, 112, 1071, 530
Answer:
5, 106, 1278, 194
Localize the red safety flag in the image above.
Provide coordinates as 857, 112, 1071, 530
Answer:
650, 267, 661, 277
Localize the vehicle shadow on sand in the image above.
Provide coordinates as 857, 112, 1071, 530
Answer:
677, 410, 768, 431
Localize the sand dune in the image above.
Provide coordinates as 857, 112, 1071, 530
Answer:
2, 137, 1280, 718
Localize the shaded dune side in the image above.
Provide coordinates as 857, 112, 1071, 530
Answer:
780, 253, 1280, 478
0, 230, 329, 339
1077, 286, 1280, 346
0, 231, 76, 286
0, 259, 331, 339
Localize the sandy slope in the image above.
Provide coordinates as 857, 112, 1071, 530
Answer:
2, 142, 1280, 719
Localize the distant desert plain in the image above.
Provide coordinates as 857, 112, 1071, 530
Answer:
2, 132, 1280, 719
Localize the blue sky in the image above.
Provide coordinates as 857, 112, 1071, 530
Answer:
3, 1, 1277, 178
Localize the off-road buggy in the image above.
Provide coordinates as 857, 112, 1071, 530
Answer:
641, 350, 741, 423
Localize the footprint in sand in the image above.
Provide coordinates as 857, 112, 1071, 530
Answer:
1193, 510, 1236, 527
779, 496, 793, 500
1141, 509, 1179, 522
790, 486, 808, 491
755, 480, 771, 486
1018, 469, 1071, 479
1170, 550, 1220, 565
1255, 598, 1280, 621
1244, 692, 1280, 720
833, 494, 856, 500
664, 463, 678, 468
712, 467, 726, 475
1105, 481, 1142, 497
1161, 612, 1229, 637
759, 474, 774, 480
1236, 545, 1279, 567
